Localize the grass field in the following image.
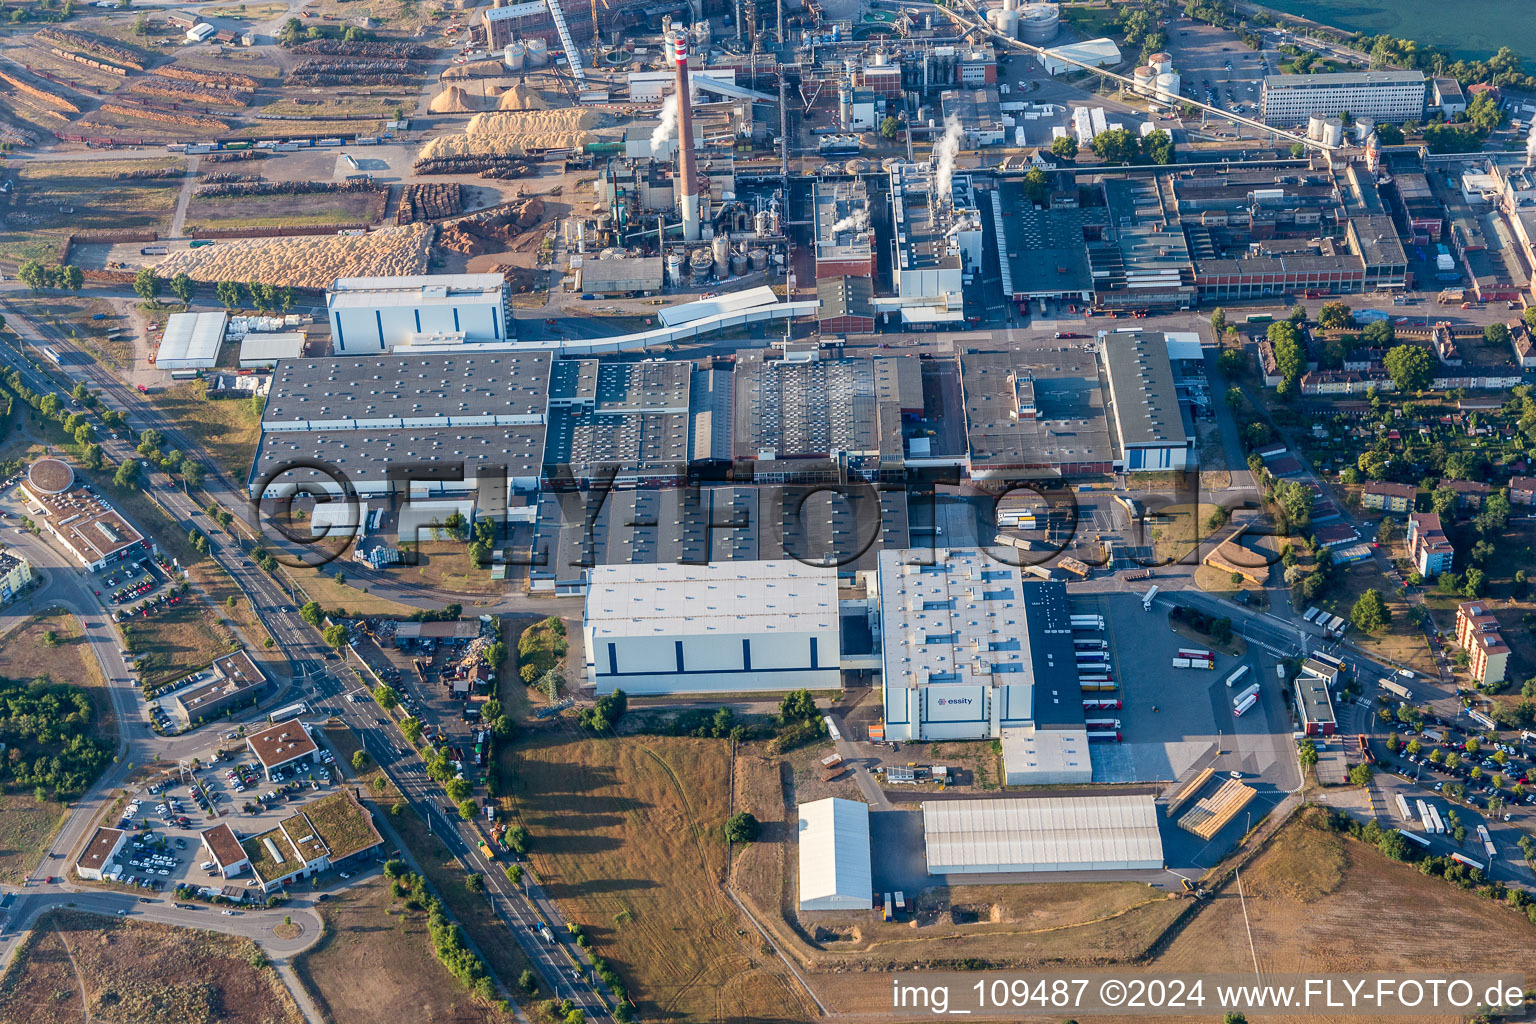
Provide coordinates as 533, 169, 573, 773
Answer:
0, 294, 136, 370
0, 909, 304, 1024
121, 598, 239, 690
296, 877, 516, 1024
501, 729, 815, 1022
0, 159, 183, 264
182, 191, 387, 232
1319, 560, 1437, 674
151, 381, 263, 472
0, 610, 114, 885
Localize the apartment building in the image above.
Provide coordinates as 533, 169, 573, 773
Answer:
1361, 481, 1416, 513
1455, 600, 1510, 687
1407, 512, 1454, 577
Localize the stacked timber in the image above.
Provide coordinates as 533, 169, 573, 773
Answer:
1177, 779, 1255, 840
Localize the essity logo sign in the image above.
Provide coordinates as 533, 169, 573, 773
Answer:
936, 697, 974, 706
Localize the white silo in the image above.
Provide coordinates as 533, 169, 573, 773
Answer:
1322, 117, 1344, 148
1353, 116, 1375, 143
525, 37, 549, 66
1154, 71, 1180, 103
1017, 2, 1059, 44
838, 79, 853, 129
1131, 66, 1156, 96
1148, 52, 1173, 75
988, 5, 1020, 38
712, 232, 731, 278
1307, 113, 1327, 142
503, 41, 526, 70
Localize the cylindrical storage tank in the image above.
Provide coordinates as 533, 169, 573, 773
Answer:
831, 22, 840, 41
1322, 117, 1344, 148
1148, 52, 1172, 75
754, 209, 773, 237
1307, 113, 1326, 142
748, 247, 769, 271
503, 41, 526, 69
870, 50, 887, 66
1354, 116, 1375, 142
689, 247, 713, 284
1017, 2, 1059, 43
1132, 66, 1155, 96
844, 157, 868, 174
988, 6, 1019, 38
730, 251, 748, 276
712, 232, 731, 277
525, 37, 549, 66
666, 248, 686, 286
1154, 71, 1180, 103
838, 79, 852, 128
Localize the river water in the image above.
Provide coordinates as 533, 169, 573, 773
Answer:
1257, 0, 1536, 63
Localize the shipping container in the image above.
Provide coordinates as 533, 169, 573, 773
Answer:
1394, 793, 1413, 821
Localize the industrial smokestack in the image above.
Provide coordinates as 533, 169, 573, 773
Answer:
672, 32, 701, 241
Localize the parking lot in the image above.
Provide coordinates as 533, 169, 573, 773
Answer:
103, 733, 343, 898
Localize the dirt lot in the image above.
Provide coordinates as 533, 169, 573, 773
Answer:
501, 729, 815, 1023
0, 909, 304, 1024
1148, 806, 1536, 1023
182, 191, 389, 233
295, 877, 514, 1024
0, 158, 184, 264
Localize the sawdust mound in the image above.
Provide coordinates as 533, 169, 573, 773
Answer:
497, 81, 549, 110
417, 107, 604, 161
429, 85, 477, 113
153, 224, 434, 290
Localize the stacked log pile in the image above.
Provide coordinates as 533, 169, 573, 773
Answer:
395, 183, 463, 224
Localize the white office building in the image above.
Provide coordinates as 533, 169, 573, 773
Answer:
797, 798, 873, 911
583, 560, 841, 695
1260, 70, 1426, 126
326, 274, 508, 355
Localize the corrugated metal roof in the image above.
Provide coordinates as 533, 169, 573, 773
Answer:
923, 795, 1163, 873
159, 311, 227, 369
658, 286, 781, 327
584, 559, 838, 638
798, 798, 872, 909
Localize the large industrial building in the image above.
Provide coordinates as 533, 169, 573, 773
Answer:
1259, 70, 1426, 126
877, 550, 1093, 784
1101, 332, 1193, 472
923, 795, 1164, 874
326, 274, 509, 355
157, 311, 227, 370
886, 162, 982, 326
797, 798, 873, 911
248, 351, 551, 498
582, 559, 841, 695
813, 179, 876, 279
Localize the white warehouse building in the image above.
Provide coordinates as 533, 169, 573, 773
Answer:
583, 560, 841, 695
326, 274, 509, 355
923, 795, 1164, 875
797, 798, 873, 911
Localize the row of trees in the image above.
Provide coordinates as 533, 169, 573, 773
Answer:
17, 260, 83, 293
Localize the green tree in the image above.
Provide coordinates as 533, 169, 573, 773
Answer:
300, 600, 323, 627
1384, 344, 1432, 392
879, 115, 900, 140
1289, 141, 1307, 158
215, 280, 242, 309
1050, 135, 1078, 160
1210, 307, 1227, 338
133, 267, 161, 305
113, 459, 141, 489
1297, 738, 1318, 767
1141, 128, 1175, 164
169, 272, 195, 307
1089, 127, 1140, 164
62, 264, 83, 292
322, 622, 349, 649
1351, 588, 1389, 632
1485, 322, 1511, 349
351, 749, 370, 771
724, 811, 759, 844
465, 872, 484, 893
1021, 167, 1049, 205
1317, 301, 1352, 330
1375, 122, 1404, 146
373, 684, 398, 711
1348, 763, 1374, 787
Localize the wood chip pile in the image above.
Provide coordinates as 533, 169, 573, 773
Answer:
416, 108, 604, 162
153, 223, 435, 289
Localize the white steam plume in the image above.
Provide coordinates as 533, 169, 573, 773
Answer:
651, 93, 679, 153
1526, 119, 1536, 166
831, 209, 867, 234
933, 115, 963, 205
